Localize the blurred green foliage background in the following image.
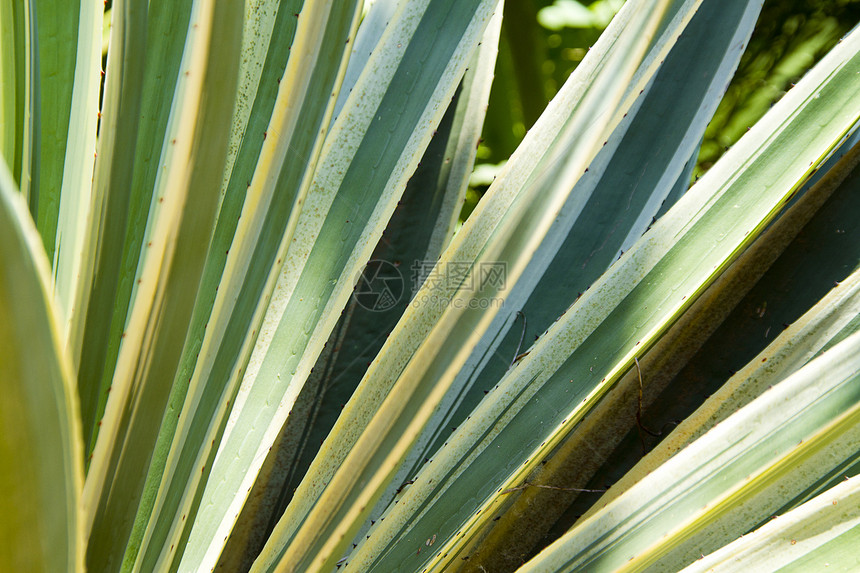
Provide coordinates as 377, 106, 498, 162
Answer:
465, 0, 860, 218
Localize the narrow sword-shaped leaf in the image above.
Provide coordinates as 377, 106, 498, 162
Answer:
192, 0, 508, 570
364, 8, 504, 528
406, 0, 763, 487
520, 329, 860, 572
218, 0, 291, 213
336, 0, 700, 569
272, 1, 677, 571
119, 3, 362, 568
680, 475, 860, 573
50, 0, 101, 332
332, 0, 399, 120
76, 0, 190, 461
348, 14, 860, 572
115, 1, 304, 526
0, 159, 84, 573
32, 0, 82, 263
242, 6, 507, 572
81, 1, 244, 570
0, 2, 15, 168
0, 0, 37, 202
68, 0, 147, 448
78, 0, 196, 455
215, 23, 501, 565
580, 145, 860, 521
162, 2, 362, 570
499, 127, 860, 564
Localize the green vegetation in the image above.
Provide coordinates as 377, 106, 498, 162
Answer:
1, 1, 860, 572
467, 0, 860, 215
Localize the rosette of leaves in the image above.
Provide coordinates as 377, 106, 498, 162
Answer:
2, 0, 860, 572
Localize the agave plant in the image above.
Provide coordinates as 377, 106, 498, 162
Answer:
3, 0, 860, 571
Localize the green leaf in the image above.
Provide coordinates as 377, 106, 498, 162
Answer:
80, 0, 245, 570
521, 328, 860, 572
196, 0, 508, 570
32, 0, 80, 263
405, 0, 762, 487
482, 126, 860, 567
0, 0, 37, 203
333, 0, 397, 119
215, 21, 502, 565
261, 0, 680, 571
46, 0, 101, 336
0, 158, 83, 573
578, 148, 860, 523
74, 0, 193, 458
69, 0, 148, 454
680, 475, 860, 573
343, 9, 860, 571
137, 2, 362, 570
